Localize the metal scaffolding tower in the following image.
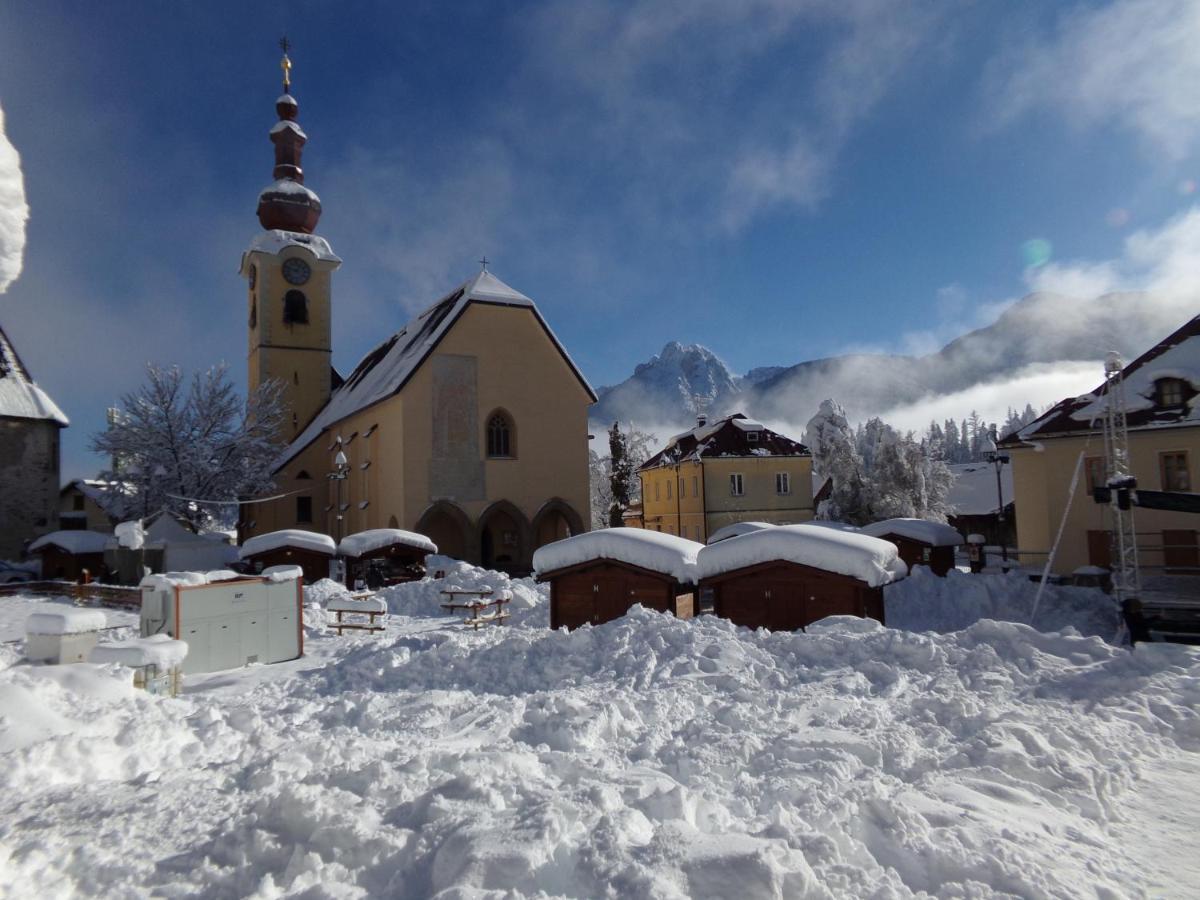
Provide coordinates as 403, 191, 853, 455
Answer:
1101, 351, 1141, 605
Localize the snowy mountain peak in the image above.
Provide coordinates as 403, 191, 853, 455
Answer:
596, 341, 741, 424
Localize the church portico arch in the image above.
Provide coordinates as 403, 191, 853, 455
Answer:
415, 500, 474, 563
478, 499, 532, 575
532, 498, 585, 551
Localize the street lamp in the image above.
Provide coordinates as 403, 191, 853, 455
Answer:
328, 441, 350, 541
985, 426, 1010, 563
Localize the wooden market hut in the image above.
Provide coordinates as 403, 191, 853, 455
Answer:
338, 528, 438, 587
696, 524, 907, 631
239, 529, 336, 584
28, 530, 111, 581
533, 528, 701, 630
861, 518, 964, 577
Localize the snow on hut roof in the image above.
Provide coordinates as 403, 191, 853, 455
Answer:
28, 530, 110, 555
696, 524, 907, 587
339, 528, 437, 558
0, 325, 69, 425
25, 607, 107, 636
1005, 313, 1200, 444
706, 521, 775, 544
533, 527, 702, 583
261, 565, 304, 582
240, 529, 336, 558
277, 269, 596, 468
861, 518, 965, 547
90, 635, 188, 668
242, 229, 341, 265
326, 596, 388, 614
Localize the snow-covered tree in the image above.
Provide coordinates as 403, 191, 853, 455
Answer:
806, 400, 872, 523
91, 364, 285, 532
589, 422, 656, 529
608, 422, 634, 528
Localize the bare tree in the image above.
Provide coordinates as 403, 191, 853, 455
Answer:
92, 364, 285, 532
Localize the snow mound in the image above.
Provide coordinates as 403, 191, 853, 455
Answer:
885, 567, 1123, 638
697, 524, 907, 586
240, 529, 335, 558
338, 528, 436, 558
25, 607, 106, 635
326, 597, 387, 615
90, 635, 188, 668
380, 556, 548, 626
261, 565, 304, 583
862, 517, 964, 547
533, 528, 701, 583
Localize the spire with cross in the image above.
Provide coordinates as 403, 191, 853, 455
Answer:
479, 256, 490, 273
279, 36, 292, 92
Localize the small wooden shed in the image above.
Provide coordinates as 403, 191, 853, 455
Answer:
28, 530, 111, 581
339, 528, 438, 588
239, 529, 336, 584
696, 524, 906, 631
861, 518, 963, 577
533, 528, 701, 630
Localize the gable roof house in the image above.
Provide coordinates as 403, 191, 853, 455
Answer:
0, 325, 68, 560
999, 313, 1200, 575
638, 413, 814, 543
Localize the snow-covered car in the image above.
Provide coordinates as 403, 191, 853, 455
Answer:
0, 561, 34, 584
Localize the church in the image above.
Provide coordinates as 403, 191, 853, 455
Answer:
239, 49, 594, 572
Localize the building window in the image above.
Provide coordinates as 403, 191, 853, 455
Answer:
746, 431, 759, 442
1157, 378, 1188, 407
73, 495, 85, 511
283, 290, 309, 325
486, 412, 514, 458
730, 473, 744, 496
296, 496, 313, 523
249, 297, 257, 328
692, 475, 698, 497
666, 480, 672, 500
1085, 456, 1105, 493
1162, 452, 1191, 492
776, 472, 791, 495
655, 481, 660, 501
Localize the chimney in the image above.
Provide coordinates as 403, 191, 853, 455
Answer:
696, 414, 707, 428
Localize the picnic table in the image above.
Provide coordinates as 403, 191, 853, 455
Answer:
440, 588, 511, 630
327, 591, 388, 635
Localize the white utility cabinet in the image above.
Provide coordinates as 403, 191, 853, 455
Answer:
139, 567, 304, 675
25, 607, 107, 664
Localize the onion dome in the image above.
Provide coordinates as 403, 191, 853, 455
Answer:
256, 45, 322, 234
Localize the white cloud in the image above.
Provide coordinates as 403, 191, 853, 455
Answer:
873, 361, 1101, 436
984, 0, 1200, 158
0, 102, 28, 294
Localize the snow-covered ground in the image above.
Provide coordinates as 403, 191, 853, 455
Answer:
1, 565, 1198, 897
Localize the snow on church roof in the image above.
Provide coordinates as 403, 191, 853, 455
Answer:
276, 270, 596, 469
243, 229, 341, 265
0, 325, 68, 425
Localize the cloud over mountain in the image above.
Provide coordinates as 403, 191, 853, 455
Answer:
0, 102, 28, 294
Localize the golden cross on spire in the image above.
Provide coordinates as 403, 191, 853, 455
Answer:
279, 36, 293, 90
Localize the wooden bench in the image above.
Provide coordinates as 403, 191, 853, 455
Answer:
440, 588, 511, 630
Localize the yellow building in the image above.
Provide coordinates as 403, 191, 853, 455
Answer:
1000, 314, 1200, 575
638, 414, 814, 542
240, 52, 595, 571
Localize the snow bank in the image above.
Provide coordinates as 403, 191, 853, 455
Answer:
338, 528, 437, 558
862, 517, 964, 547
380, 555, 547, 626
697, 524, 907, 586
24, 607, 106, 635
261, 564, 304, 583
706, 521, 774, 544
28, 530, 109, 555
532, 527, 701, 582
2, 602, 1199, 896
885, 567, 1123, 638
90, 635, 188, 668
240, 529, 335, 558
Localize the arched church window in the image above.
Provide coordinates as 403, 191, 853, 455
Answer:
283, 290, 309, 325
486, 411, 515, 458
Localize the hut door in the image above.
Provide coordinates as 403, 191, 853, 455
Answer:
554, 573, 596, 630
767, 579, 809, 631
595, 573, 629, 624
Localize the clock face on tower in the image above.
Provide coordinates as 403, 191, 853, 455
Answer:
282, 258, 311, 285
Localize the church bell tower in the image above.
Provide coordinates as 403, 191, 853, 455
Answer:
241, 40, 340, 441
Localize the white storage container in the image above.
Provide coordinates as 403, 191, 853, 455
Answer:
25, 607, 107, 664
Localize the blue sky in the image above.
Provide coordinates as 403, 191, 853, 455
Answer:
2, 0, 1199, 477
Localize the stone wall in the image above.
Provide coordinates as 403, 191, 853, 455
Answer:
0, 417, 61, 560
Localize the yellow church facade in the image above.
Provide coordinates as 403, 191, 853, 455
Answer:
239, 51, 594, 572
